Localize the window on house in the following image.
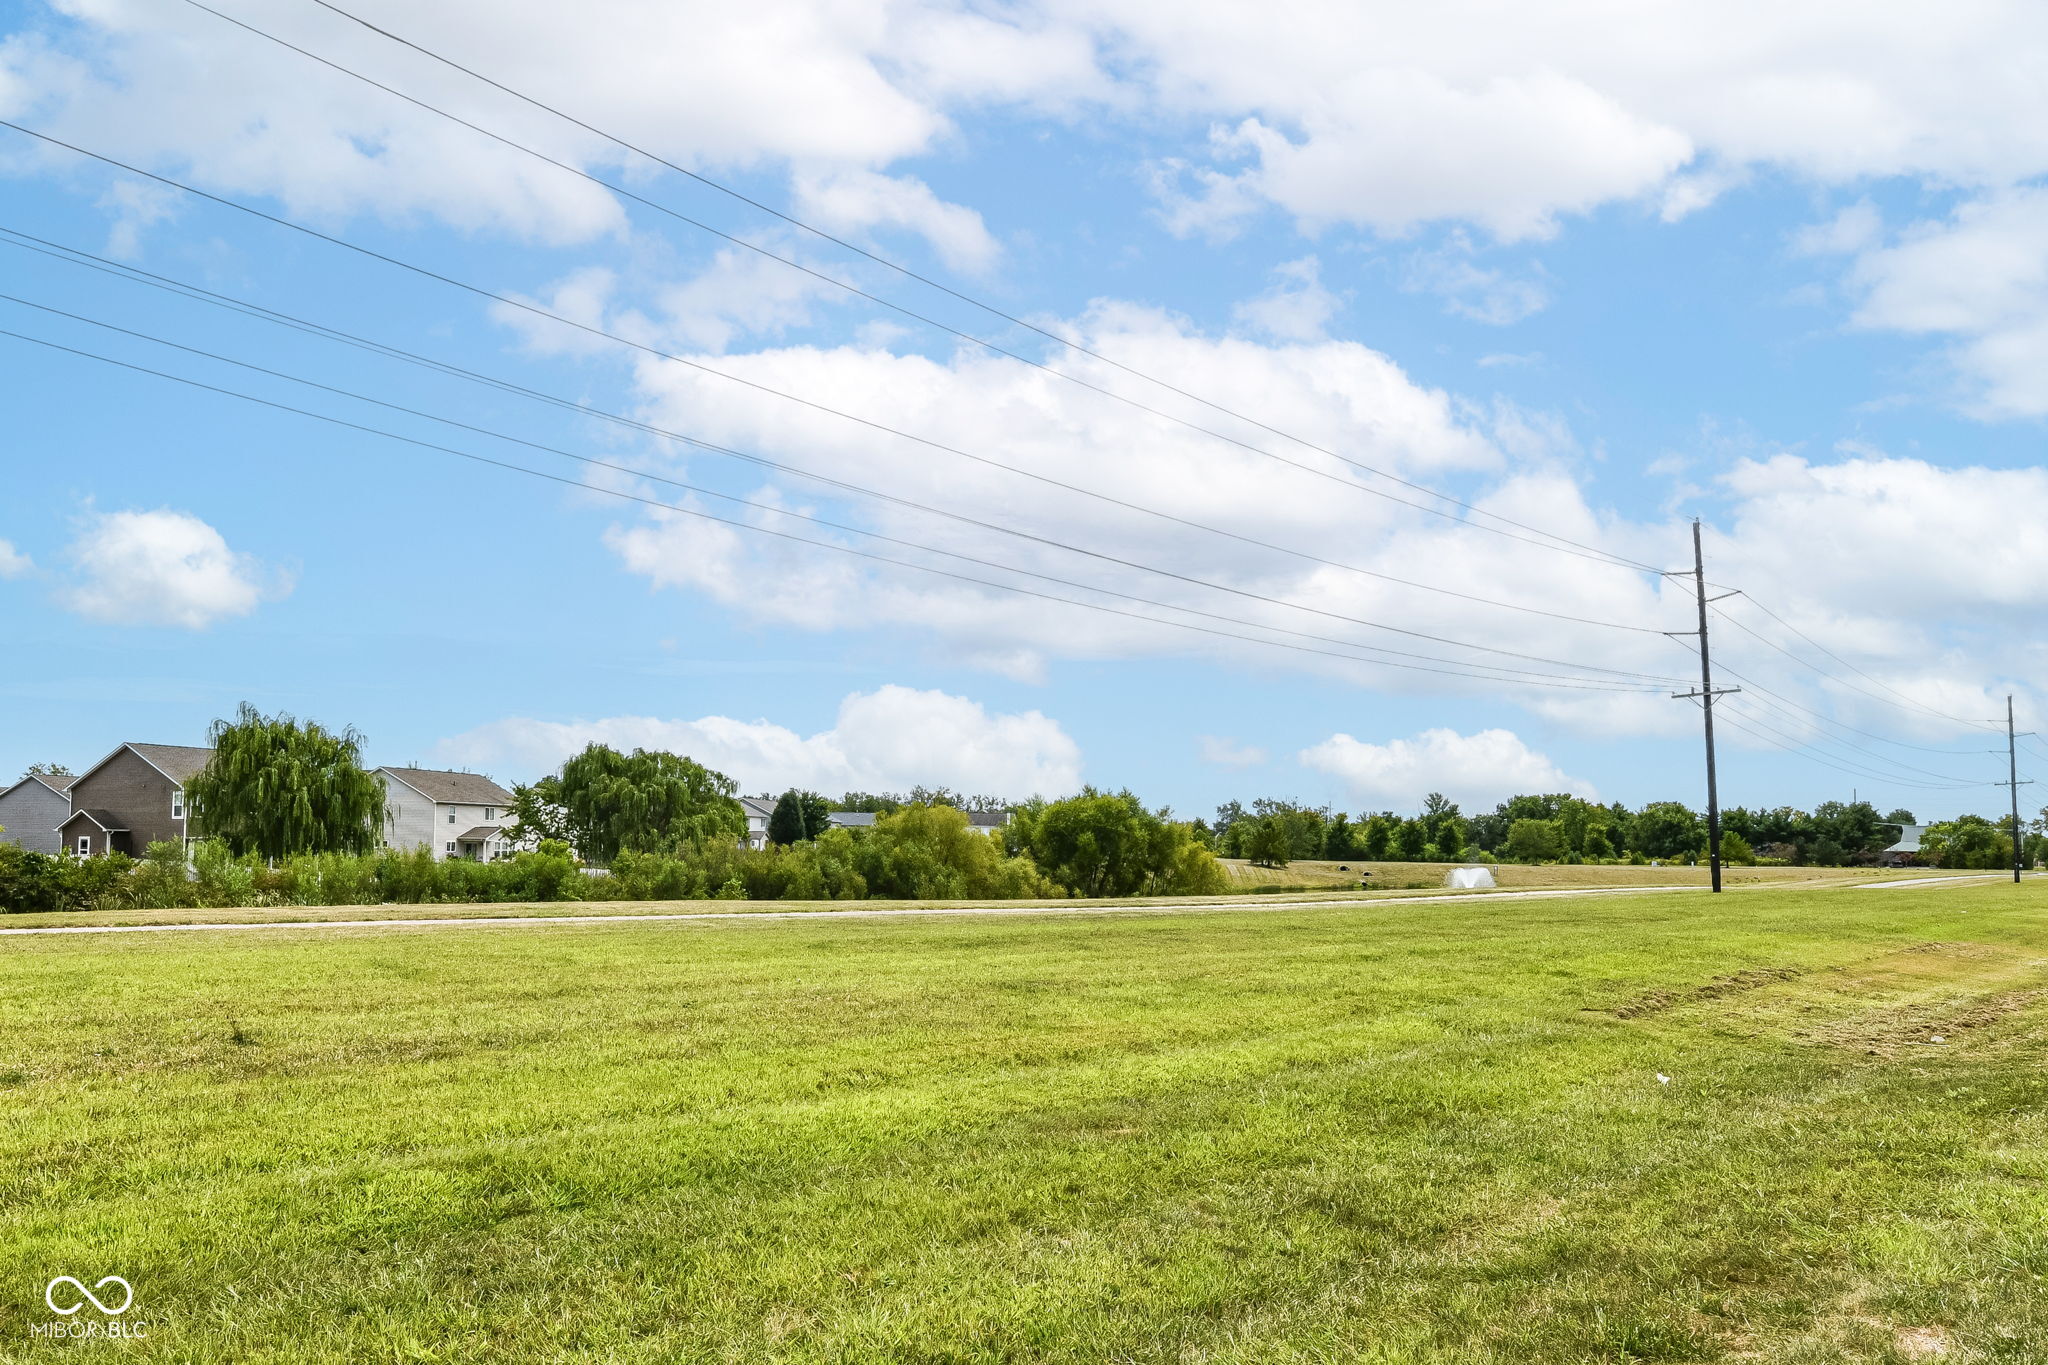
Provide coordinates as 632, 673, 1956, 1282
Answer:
171, 790, 184, 820
448, 809, 456, 823
445, 841, 455, 854
77, 835, 90, 856
484, 807, 495, 822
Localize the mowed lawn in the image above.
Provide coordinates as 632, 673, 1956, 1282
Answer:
5, 885, 2048, 1362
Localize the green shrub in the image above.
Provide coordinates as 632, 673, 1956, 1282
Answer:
129, 841, 195, 910
0, 844, 60, 913
192, 841, 259, 909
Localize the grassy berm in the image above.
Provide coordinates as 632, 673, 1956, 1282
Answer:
4, 881, 2046, 1362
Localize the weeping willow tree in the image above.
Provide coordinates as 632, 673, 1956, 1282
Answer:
556, 743, 746, 864
186, 703, 383, 860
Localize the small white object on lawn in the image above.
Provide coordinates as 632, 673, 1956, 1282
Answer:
1657, 1073, 1671, 1085
1446, 866, 1497, 889
1931, 1036, 1946, 1043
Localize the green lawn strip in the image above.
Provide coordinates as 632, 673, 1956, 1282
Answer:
0, 861, 1912, 931
1, 886, 2044, 1361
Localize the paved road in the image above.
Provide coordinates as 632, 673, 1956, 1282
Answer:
0, 883, 1699, 938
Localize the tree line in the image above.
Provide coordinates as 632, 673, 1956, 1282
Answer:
1200, 791, 2048, 870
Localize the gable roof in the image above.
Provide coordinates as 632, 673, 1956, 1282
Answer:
58, 808, 128, 832
738, 795, 776, 818
2, 773, 77, 798
128, 744, 215, 784
378, 766, 515, 805
72, 742, 214, 789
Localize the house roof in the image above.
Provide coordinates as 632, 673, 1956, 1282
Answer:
967, 810, 1011, 827
738, 795, 776, 818
1883, 822, 1927, 854
72, 742, 215, 789
3, 772, 77, 799
378, 767, 515, 805
129, 743, 215, 783
59, 808, 128, 832
828, 811, 878, 828
455, 824, 506, 842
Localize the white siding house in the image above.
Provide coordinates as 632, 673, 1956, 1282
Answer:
378, 767, 521, 861
738, 795, 775, 850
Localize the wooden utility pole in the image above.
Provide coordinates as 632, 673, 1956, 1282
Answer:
2010, 695, 2025, 885
1671, 519, 1739, 892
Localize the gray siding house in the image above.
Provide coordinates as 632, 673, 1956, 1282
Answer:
379, 767, 520, 861
55, 743, 213, 857
0, 773, 76, 854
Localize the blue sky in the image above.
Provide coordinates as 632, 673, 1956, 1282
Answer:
4, 0, 2046, 822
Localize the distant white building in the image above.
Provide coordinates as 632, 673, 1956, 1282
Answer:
1880, 822, 1927, 867
379, 767, 521, 861
738, 795, 775, 850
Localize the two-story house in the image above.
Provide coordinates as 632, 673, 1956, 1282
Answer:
54, 743, 213, 857
378, 766, 520, 861
0, 772, 76, 854
738, 795, 775, 849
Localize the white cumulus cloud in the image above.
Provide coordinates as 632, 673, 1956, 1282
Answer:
59, 509, 283, 629
1299, 727, 1595, 809
435, 684, 1083, 797
0, 538, 31, 578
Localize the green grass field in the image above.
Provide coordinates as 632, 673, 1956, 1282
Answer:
6, 881, 2047, 1362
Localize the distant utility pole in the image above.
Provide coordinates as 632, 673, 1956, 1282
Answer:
1670, 519, 1740, 893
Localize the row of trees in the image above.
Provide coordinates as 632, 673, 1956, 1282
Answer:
1202, 791, 2048, 869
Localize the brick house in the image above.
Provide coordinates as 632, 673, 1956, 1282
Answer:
0, 772, 77, 855
55, 743, 213, 857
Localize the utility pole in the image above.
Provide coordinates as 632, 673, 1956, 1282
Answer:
1669, 519, 1740, 892
2010, 696, 2025, 885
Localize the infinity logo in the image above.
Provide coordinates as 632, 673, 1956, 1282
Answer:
45, 1276, 133, 1316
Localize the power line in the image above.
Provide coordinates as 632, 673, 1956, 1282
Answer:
0, 322, 1673, 694
1710, 602, 2005, 736
0, 122, 1690, 668
1697, 661, 2002, 783
178, 0, 1660, 577
1715, 597, 2003, 732
293, 0, 1666, 576
0, 287, 1690, 686
1710, 661, 2007, 757
1742, 595, 2005, 729
0, 225, 1674, 642
1660, 633, 1995, 786
1712, 705, 1991, 792
1722, 693, 1992, 786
